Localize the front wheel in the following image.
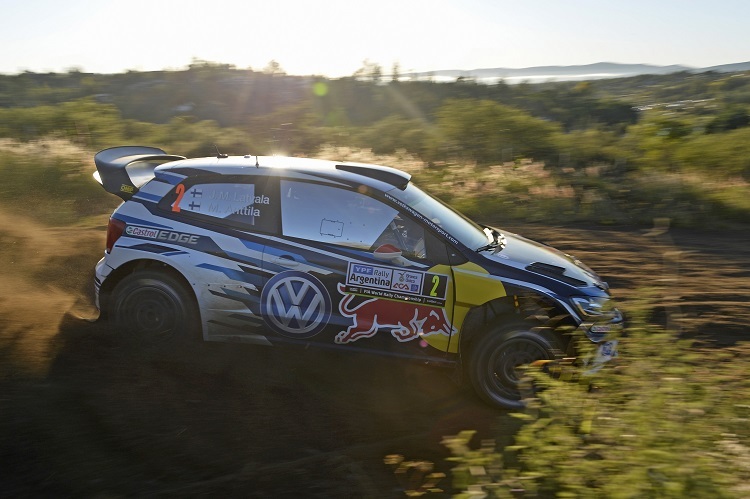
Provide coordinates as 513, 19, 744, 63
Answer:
110, 269, 200, 344
468, 322, 562, 409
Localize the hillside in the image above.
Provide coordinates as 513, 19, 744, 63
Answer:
1, 62, 749, 228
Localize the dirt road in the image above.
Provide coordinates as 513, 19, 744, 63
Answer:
1, 213, 748, 497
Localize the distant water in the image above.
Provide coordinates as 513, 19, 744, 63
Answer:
415, 73, 634, 84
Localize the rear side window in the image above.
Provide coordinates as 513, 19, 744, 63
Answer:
160, 177, 278, 233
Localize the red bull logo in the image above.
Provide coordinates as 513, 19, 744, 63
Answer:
335, 283, 455, 344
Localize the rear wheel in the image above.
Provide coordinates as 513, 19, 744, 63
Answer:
110, 269, 199, 344
468, 321, 562, 409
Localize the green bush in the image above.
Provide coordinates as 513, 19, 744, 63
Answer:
435, 99, 560, 165
442, 299, 750, 497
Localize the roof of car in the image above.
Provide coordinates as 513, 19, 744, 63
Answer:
156, 155, 412, 190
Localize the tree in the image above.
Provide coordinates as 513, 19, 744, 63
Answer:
354, 115, 428, 156
353, 59, 383, 82
263, 60, 286, 75
436, 99, 560, 165
706, 105, 750, 133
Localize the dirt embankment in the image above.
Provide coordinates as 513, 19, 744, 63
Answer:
1, 210, 748, 497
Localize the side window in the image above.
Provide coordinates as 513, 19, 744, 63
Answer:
280, 180, 427, 259
161, 177, 278, 233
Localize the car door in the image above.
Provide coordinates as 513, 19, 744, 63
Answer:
259, 178, 457, 360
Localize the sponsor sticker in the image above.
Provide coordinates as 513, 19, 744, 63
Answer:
336, 283, 455, 344
125, 225, 199, 245
384, 193, 460, 246
125, 226, 159, 238
343, 262, 448, 307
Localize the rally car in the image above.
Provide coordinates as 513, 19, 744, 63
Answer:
93, 146, 622, 409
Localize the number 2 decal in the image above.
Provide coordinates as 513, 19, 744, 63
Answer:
430, 275, 440, 297
172, 183, 185, 212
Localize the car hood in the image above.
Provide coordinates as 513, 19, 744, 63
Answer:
480, 229, 607, 289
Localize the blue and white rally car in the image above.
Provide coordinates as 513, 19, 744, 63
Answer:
93, 146, 622, 408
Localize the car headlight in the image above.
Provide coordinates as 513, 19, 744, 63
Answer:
571, 296, 623, 340
571, 296, 613, 318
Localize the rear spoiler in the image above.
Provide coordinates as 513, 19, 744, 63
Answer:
93, 146, 185, 200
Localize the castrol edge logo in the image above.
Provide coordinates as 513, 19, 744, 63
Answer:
125, 225, 199, 245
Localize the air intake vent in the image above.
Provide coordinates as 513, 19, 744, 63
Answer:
526, 262, 587, 287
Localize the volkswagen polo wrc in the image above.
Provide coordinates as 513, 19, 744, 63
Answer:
93, 146, 622, 408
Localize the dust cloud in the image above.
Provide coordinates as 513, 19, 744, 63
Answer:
0, 209, 103, 377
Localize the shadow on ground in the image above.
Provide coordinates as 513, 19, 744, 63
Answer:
1, 310, 503, 497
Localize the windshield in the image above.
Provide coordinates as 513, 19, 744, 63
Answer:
386, 183, 490, 250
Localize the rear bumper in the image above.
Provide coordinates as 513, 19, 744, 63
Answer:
93, 257, 111, 311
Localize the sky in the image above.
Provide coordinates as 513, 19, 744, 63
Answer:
1, 0, 748, 77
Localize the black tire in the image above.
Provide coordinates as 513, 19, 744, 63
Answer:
110, 269, 200, 344
468, 321, 562, 409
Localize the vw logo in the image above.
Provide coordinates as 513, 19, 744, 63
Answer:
261, 271, 331, 338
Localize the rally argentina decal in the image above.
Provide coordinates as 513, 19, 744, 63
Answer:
335, 262, 455, 344
261, 271, 332, 339
343, 262, 448, 306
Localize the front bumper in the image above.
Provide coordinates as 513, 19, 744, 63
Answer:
579, 307, 624, 343
579, 308, 623, 373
